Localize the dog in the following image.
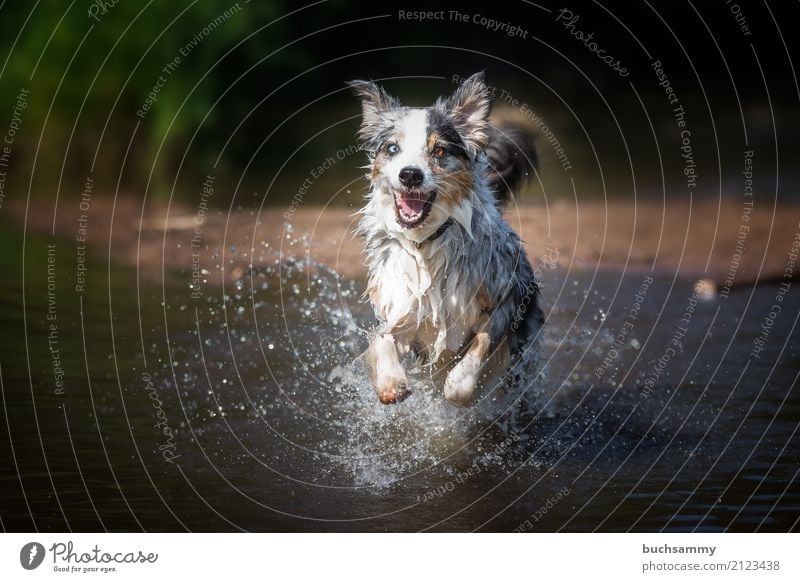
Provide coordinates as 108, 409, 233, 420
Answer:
350, 72, 543, 405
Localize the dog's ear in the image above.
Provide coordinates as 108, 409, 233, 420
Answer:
441, 71, 492, 155
348, 80, 400, 150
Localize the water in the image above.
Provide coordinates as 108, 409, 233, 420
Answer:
1, 225, 798, 532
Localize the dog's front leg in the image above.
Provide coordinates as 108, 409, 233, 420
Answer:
364, 334, 411, 404
444, 332, 490, 405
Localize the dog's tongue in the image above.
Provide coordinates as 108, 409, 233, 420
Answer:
397, 190, 427, 215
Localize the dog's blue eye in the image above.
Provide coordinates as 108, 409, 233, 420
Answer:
387, 143, 400, 155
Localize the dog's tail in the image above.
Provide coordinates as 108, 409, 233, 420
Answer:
485, 118, 538, 208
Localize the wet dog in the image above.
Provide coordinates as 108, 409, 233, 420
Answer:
350, 72, 543, 405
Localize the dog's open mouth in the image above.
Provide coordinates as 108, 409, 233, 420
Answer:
393, 188, 437, 228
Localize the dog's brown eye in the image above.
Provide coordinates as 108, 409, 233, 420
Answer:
433, 146, 446, 157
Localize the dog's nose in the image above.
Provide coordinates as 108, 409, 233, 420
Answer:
399, 166, 424, 188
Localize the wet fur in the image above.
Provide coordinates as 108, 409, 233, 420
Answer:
350, 72, 543, 405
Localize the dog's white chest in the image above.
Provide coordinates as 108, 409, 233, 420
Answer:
369, 243, 480, 357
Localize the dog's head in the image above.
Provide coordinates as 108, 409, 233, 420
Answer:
349, 72, 492, 241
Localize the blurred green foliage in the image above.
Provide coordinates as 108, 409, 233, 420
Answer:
1, 2, 796, 207
0, 1, 295, 198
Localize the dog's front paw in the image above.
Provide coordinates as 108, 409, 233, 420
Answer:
444, 356, 479, 405
377, 379, 411, 404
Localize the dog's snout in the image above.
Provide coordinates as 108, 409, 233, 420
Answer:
399, 166, 424, 188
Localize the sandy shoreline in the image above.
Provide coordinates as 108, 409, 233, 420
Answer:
8, 196, 799, 289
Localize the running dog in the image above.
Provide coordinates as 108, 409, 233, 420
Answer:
350, 72, 543, 405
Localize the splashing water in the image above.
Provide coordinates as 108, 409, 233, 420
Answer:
149, 224, 800, 531
175, 229, 565, 492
